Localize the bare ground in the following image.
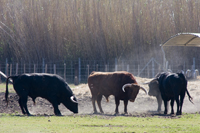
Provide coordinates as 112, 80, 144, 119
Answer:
0, 77, 200, 117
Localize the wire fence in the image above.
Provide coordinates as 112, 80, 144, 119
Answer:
0, 58, 199, 84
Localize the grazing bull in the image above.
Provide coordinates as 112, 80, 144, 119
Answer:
88, 71, 147, 114
147, 72, 193, 115
5, 73, 78, 116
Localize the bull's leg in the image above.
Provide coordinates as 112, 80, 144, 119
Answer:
170, 99, 174, 115
92, 95, 98, 114
179, 92, 186, 115
20, 96, 31, 116
164, 100, 168, 114
114, 97, 120, 114
123, 100, 128, 114
18, 98, 26, 115
156, 94, 162, 112
52, 103, 61, 116
175, 97, 180, 115
97, 95, 104, 113
48, 98, 62, 116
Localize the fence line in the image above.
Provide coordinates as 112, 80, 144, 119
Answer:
0, 57, 199, 84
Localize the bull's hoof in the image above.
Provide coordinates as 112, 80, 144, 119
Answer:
100, 111, 104, 114
170, 113, 176, 117
114, 112, 119, 116
93, 111, 99, 114
55, 113, 62, 116
176, 112, 182, 115
157, 109, 161, 112
124, 112, 128, 115
122, 113, 128, 116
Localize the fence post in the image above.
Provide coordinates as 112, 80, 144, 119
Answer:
166, 61, 168, 70
127, 64, 129, 72
71, 61, 73, 83
54, 64, 56, 74
138, 65, 140, 76
74, 63, 79, 85
45, 64, 47, 73
193, 57, 195, 70
64, 63, 66, 81
152, 59, 155, 78
87, 64, 89, 78
6, 63, 9, 76
105, 64, 108, 72
122, 60, 125, 71
115, 58, 118, 71
34, 64, 36, 73
42, 58, 45, 73
79, 58, 81, 82
147, 64, 150, 78
10, 64, 12, 76
96, 64, 98, 71
5, 58, 7, 75
24, 64, 26, 73
29, 62, 31, 73
16, 63, 18, 74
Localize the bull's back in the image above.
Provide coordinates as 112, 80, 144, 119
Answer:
88, 73, 115, 93
161, 73, 186, 97
88, 71, 136, 95
12, 73, 67, 97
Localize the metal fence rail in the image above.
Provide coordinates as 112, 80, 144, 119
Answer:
0, 57, 198, 84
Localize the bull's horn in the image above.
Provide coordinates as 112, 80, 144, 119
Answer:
142, 81, 150, 85
143, 78, 157, 85
70, 96, 78, 103
140, 87, 148, 94
122, 84, 132, 92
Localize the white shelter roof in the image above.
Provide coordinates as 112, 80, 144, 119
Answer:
161, 33, 200, 47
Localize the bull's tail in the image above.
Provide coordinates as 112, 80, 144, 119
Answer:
0, 71, 8, 79
5, 76, 12, 106
0, 71, 13, 83
186, 89, 194, 104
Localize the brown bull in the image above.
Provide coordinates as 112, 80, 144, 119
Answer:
88, 71, 147, 114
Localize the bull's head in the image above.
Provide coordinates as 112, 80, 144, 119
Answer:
63, 95, 78, 114
148, 79, 160, 97
122, 83, 147, 102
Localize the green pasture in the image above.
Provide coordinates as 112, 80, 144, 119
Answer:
0, 113, 200, 133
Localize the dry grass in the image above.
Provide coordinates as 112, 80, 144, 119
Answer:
0, 0, 199, 62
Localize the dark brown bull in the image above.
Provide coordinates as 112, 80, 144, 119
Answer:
88, 71, 147, 114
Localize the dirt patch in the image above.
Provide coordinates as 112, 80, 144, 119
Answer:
0, 77, 200, 117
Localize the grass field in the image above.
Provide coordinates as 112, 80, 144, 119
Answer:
0, 113, 200, 133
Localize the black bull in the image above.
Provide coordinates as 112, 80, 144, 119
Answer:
150, 72, 193, 115
5, 73, 78, 116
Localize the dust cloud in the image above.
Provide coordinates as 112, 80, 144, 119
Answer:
0, 77, 199, 116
